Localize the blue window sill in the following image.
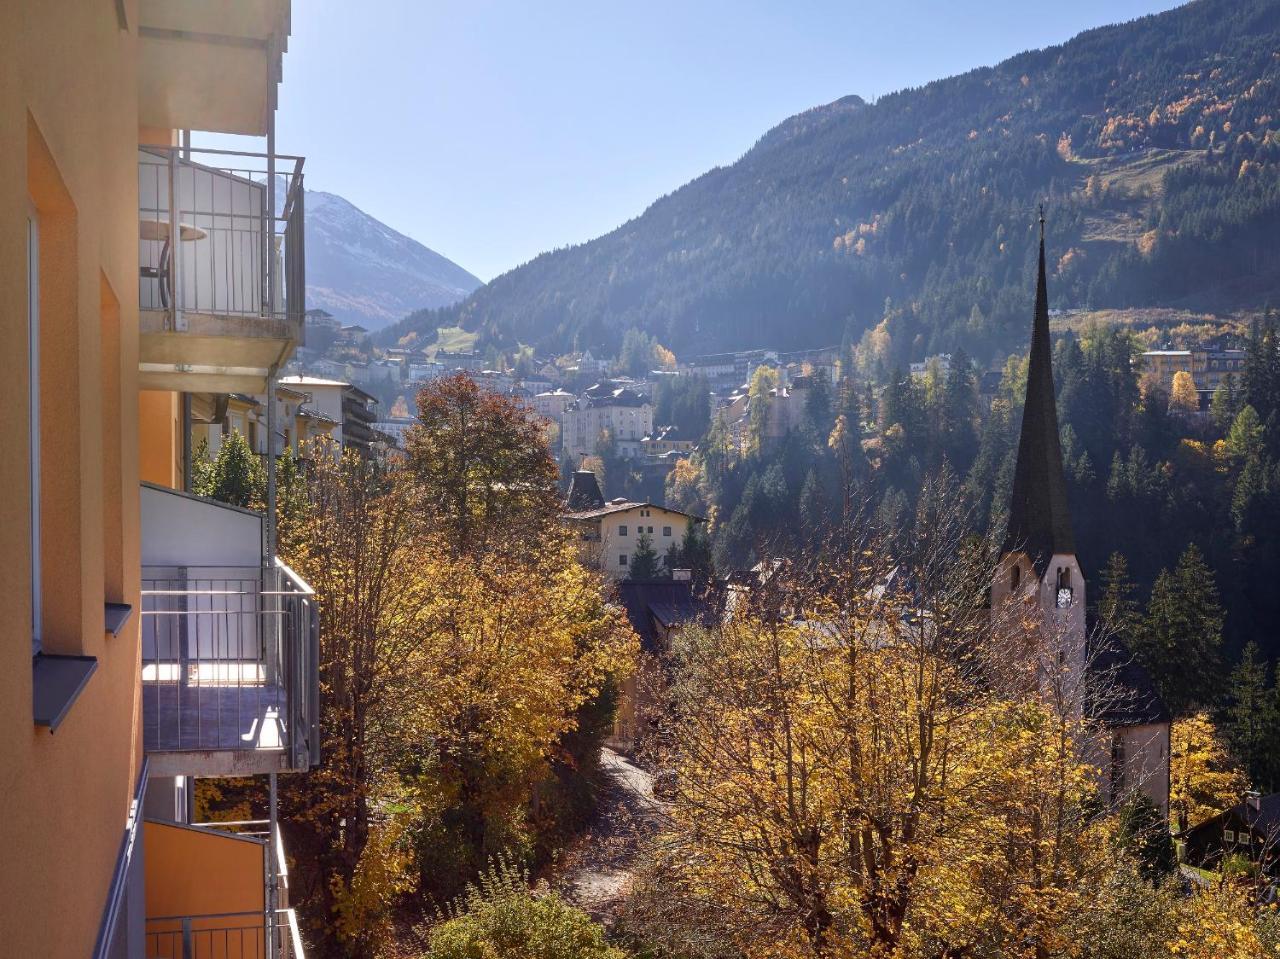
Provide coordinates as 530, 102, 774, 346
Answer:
33, 653, 98, 732
105, 602, 134, 637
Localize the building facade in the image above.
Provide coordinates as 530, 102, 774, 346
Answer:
561, 387, 654, 462
2, 4, 320, 955
563, 471, 702, 578
1139, 346, 1247, 395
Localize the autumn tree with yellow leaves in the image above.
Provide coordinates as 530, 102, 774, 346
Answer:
628, 476, 1118, 958
1169, 712, 1249, 835
278, 393, 636, 956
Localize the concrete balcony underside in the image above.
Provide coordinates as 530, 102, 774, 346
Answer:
139, 308, 300, 393
137, 0, 290, 137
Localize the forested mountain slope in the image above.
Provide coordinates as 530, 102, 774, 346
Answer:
383, 0, 1280, 362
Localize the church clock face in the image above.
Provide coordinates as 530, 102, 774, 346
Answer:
1056, 587, 1073, 609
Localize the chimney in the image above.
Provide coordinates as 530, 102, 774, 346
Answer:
1245, 790, 1261, 812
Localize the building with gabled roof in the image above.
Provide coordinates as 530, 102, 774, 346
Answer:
562, 472, 705, 578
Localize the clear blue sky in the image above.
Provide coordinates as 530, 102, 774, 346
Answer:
238, 0, 1185, 282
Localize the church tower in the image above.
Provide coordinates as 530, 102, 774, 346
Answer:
990, 209, 1086, 647
992, 211, 1170, 817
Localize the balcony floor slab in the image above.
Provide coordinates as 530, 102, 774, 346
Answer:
143, 680, 286, 754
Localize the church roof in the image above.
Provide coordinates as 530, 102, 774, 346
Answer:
1004, 213, 1075, 577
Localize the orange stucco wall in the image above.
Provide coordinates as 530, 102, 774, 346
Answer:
0, 1, 144, 955
142, 821, 266, 917
139, 389, 181, 488
143, 822, 268, 959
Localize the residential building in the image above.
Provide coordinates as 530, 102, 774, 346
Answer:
682, 349, 781, 387
373, 416, 416, 449
305, 308, 340, 333
991, 219, 1170, 817
641, 425, 697, 458
279, 375, 382, 457
408, 360, 447, 382
1138, 346, 1247, 395
471, 369, 515, 393
1181, 791, 1280, 874
910, 353, 952, 380
562, 471, 703, 577
532, 388, 576, 425
608, 579, 714, 752
561, 387, 653, 461
3, 3, 319, 956
436, 349, 482, 372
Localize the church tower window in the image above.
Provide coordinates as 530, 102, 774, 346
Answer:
1056, 567, 1073, 608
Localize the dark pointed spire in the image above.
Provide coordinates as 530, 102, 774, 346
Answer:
1004, 208, 1075, 576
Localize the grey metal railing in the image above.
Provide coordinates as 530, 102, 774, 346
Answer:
140, 560, 319, 770
144, 908, 304, 959
138, 146, 305, 332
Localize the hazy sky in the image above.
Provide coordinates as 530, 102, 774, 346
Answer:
222, 0, 1185, 281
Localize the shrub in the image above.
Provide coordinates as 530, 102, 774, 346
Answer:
425, 859, 626, 959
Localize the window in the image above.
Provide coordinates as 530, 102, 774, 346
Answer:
618, 525, 628, 536
28, 216, 41, 656
619, 554, 628, 566
1224, 829, 1235, 843
663, 526, 672, 537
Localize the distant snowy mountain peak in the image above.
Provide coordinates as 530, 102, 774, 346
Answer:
301, 189, 480, 329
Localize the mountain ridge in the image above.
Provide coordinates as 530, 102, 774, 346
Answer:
381, 0, 1280, 362
304, 189, 480, 330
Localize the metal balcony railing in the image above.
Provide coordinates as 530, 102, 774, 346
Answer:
138, 146, 305, 332
144, 908, 305, 959
141, 561, 319, 771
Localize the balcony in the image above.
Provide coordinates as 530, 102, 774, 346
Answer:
137, 0, 291, 137
138, 146, 305, 394
141, 562, 319, 777
143, 909, 303, 959
140, 484, 319, 777
142, 818, 304, 958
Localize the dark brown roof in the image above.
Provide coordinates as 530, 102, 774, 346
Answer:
616, 580, 715, 654
1004, 215, 1075, 577
1087, 634, 1171, 727
564, 501, 706, 522
1182, 793, 1280, 843
565, 470, 605, 511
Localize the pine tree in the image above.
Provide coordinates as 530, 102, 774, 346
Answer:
1226, 642, 1278, 790
198, 429, 265, 509
1210, 373, 1241, 435
629, 530, 661, 580
1135, 544, 1225, 716
677, 522, 714, 583
1243, 312, 1279, 423
799, 468, 828, 536
1098, 551, 1142, 640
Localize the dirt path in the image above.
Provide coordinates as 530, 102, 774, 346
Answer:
552, 748, 665, 924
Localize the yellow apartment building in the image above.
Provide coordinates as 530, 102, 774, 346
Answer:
2, 2, 319, 956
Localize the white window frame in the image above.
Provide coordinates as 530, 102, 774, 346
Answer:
1224, 829, 1235, 843
28, 215, 41, 656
